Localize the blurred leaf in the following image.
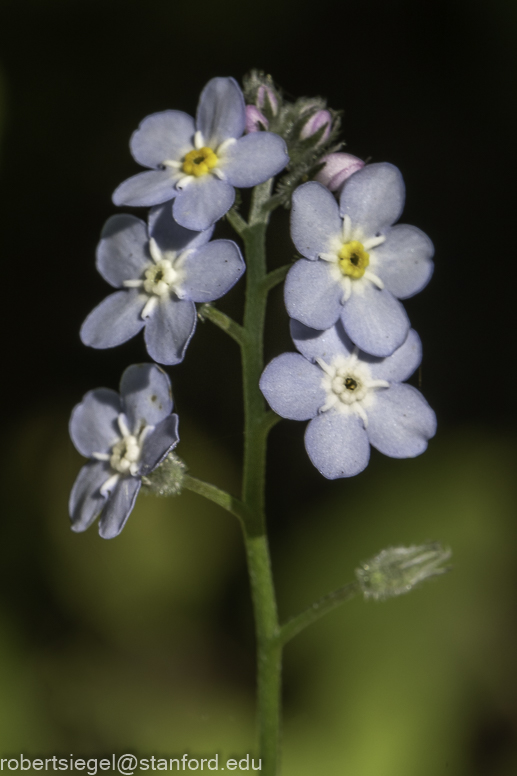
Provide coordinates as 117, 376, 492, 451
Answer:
2, 413, 517, 773
278, 430, 517, 776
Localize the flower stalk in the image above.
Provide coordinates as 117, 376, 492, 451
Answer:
238, 180, 282, 774
68, 72, 446, 776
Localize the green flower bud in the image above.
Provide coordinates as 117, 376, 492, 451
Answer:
141, 452, 187, 497
355, 543, 451, 601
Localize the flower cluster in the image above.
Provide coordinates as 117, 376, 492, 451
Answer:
70, 71, 437, 536
71, 76, 291, 536
260, 156, 436, 478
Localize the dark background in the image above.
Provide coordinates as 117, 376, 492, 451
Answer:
0, 0, 516, 773
0, 0, 515, 434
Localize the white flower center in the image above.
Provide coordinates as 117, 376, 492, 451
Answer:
317, 352, 389, 426
110, 433, 141, 474
123, 237, 189, 319
143, 259, 178, 296
92, 414, 154, 495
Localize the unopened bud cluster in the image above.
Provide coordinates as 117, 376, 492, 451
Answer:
355, 543, 452, 601
242, 70, 348, 204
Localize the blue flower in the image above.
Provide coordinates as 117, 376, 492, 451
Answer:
80, 203, 245, 365
69, 364, 179, 539
259, 320, 436, 479
112, 77, 289, 231
285, 163, 434, 357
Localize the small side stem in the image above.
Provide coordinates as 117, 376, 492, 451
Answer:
262, 264, 291, 294
278, 581, 360, 646
260, 410, 282, 437
183, 474, 248, 525
226, 207, 248, 235
198, 304, 246, 347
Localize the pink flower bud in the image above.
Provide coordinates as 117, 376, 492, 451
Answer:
314, 153, 365, 192
245, 105, 269, 133
300, 110, 332, 143
257, 85, 278, 116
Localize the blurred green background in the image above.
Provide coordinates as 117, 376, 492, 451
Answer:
0, 0, 516, 773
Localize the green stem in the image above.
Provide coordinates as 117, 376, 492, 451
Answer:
184, 181, 288, 774
226, 207, 248, 235
183, 475, 248, 525
262, 264, 291, 294
238, 180, 282, 775
198, 304, 246, 347
278, 582, 360, 647
244, 533, 281, 771
260, 410, 282, 437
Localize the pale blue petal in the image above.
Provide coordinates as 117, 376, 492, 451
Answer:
290, 319, 354, 363
148, 203, 214, 253
69, 388, 121, 457
80, 290, 146, 349
143, 296, 197, 365
98, 477, 141, 539
339, 163, 405, 237
374, 224, 434, 299
367, 329, 422, 382
69, 460, 110, 533
120, 363, 173, 430
260, 353, 326, 421
196, 77, 245, 149
260, 353, 325, 420
173, 176, 235, 231
222, 133, 288, 187
113, 170, 177, 207
284, 260, 342, 330
366, 384, 437, 458
305, 412, 370, 479
130, 110, 195, 168
139, 415, 180, 475
96, 215, 150, 287
290, 182, 342, 260
181, 240, 245, 302
341, 283, 410, 357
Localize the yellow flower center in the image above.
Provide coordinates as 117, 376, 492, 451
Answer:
338, 240, 370, 279
182, 147, 218, 177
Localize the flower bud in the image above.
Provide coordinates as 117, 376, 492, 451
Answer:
245, 105, 269, 133
257, 84, 278, 116
141, 451, 187, 497
314, 152, 365, 192
355, 543, 451, 601
300, 109, 332, 143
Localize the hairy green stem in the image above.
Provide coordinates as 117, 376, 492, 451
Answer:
182, 474, 248, 525
188, 180, 357, 774
198, 304, 246, 347
226, 207, 248, 235
236, 180, 283, 775
278, 582, 360, 646
262, 264, 291, 293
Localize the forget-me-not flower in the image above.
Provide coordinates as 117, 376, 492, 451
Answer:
284, 163, 434, 357
113, 77, 289, 231
69, 363, 179, 539
80, 202, 245, 365
259, 319, 436, 479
